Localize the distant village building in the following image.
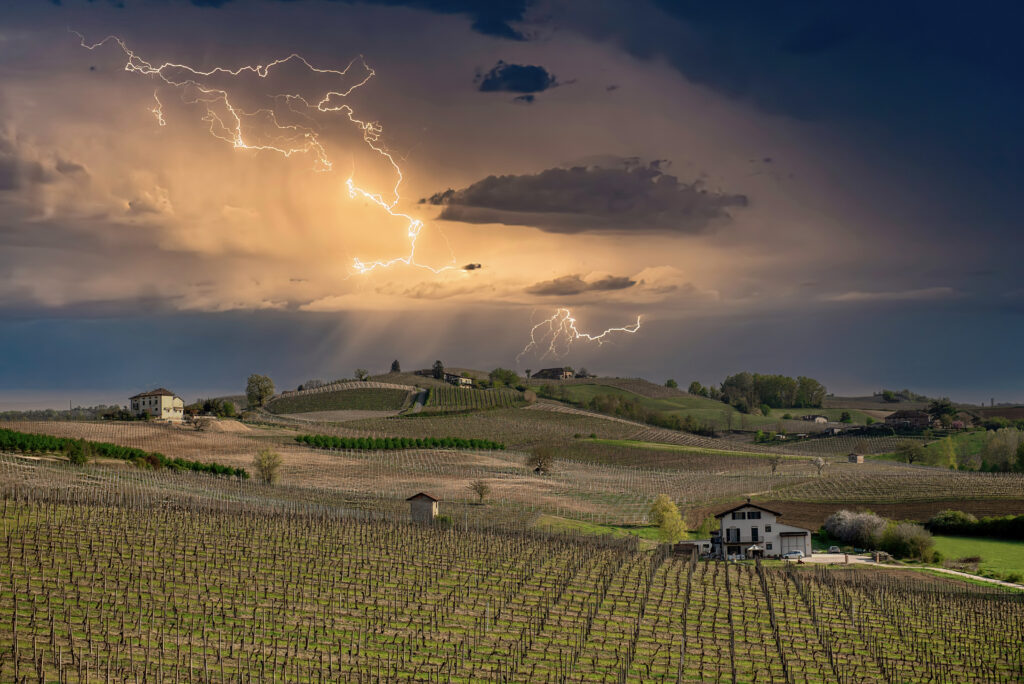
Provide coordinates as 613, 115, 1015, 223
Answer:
532, 367, 574, 380
406, 492, 439, 523
848, 453, 864, 464
443, 372, 473, 387
885, 410, 931, 430
129, 388, 184, 421
711, 500, 811, 559
803, 415, 829, 424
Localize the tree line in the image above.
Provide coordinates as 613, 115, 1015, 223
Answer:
688, 372, 827, 414
0, 428, 248, 478
295, 434, 505, 451
926, 510, 1024, 541
585, 394, 717, 436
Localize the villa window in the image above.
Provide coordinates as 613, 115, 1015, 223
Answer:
765, 525, 772, 532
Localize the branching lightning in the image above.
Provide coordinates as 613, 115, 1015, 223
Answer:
517, 308, 642, 362
75, 31, 455, 274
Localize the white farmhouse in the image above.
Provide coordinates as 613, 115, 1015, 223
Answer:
129, 388, 184, 421
711, 500, 812, 559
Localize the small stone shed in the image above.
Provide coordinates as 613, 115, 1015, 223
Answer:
848, 453, 864, 464
406, 492, 439, 523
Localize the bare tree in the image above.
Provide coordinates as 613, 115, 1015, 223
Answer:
468, 479, 491, 503
527, 446, 555, 475
812, 456, 827, 476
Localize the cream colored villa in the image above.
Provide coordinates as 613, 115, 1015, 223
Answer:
129, 388, 184, 421
711, 500, 812, 559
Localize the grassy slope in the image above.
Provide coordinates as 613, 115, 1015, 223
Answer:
546, 383, 756, 427
588, 438, 780, 460
932, 536, 1024, 575
267, 388, 410, 415
534, 514, 661, 547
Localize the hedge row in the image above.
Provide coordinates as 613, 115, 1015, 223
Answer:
0, 428, 248, 478
927, 510, 1024, 541
295, 434, 505, 451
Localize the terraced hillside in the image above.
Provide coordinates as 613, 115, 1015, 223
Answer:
1, 483, 1020, 682
425, 386, 525, 411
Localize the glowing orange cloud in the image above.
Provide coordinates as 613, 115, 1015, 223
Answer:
74, 31, 455, 274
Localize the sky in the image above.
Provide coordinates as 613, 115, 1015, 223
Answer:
1, 0, 1022, 407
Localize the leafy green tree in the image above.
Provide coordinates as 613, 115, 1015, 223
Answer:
648, 494, 675, 527
432, 360, 445, 379
654, 497, 686, 543
881, 390, 898, 403
927, 398, 955, 422
938, 436, 958, 469
663, 378, 677, 389
489, 368, 520, 386
253, 449, 282, 484
839, 411, 852, 423
246, 374, 275, 408
390, 359, 401, 373
355, 368, 369, 381
897, 441, 926, 465
64, 439, 91, 466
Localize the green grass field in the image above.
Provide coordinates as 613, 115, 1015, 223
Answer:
534, 514, 661, 544
932, 535, 1024, 576
266, 388, 410, 414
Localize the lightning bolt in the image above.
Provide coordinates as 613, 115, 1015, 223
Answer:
75, 31, 455, 274
517, 308, 642, 362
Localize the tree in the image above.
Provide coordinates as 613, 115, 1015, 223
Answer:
927, 398, 955, 422
1017, 441, 1024, 473
355, 368, 369, 381
253, 449, 282, 484
390, 359, 401, 373
839, 411, 852, 423
576, 367, 591, 378
65, 439, 91, 466
897, 441, 925, 465
246, 374, 275, 408
489, 368, 520, 386
812, 456, 827, 476
432, 360, 445, 379
648, 494, 675, 527
527, 446, 555, 475
938, 436, 958, 469
658, 505, 687, 543
881, 390, 898, 403
664, 379, 677, 389
468, 479, 491, 503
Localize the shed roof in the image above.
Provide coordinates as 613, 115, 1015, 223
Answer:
406, 492, 439, 502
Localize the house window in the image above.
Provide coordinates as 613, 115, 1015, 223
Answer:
765, 525, 772, 532
732, 512, 746, 520
766, 543, 772, 550
748, 511, 761, 519
751, 527, 759, 542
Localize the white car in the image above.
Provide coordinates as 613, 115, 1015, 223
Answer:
781, 550, 805, 559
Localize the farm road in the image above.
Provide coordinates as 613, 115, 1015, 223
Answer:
799, 554, 1024, 590
410, 390, 427, 413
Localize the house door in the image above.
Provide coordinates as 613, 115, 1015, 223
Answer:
780, 536, 804, 555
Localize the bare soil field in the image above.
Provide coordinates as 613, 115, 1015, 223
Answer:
285, 409, 402, 421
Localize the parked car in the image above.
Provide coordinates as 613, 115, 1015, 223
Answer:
828, 546, 841, 554
782, 550, 805, 559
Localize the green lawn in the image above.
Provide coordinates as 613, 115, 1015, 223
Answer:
932, 536, 1024, 576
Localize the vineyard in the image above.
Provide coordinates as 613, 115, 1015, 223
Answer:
295, 433, 505, 451
267, 388, 411, 415
425, 386, 525, 411
1, 475, 1022, 682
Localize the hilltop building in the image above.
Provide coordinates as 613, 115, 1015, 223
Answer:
129, 388, 184, 421
711, 500, 811, 559
443, 372, 473, 387
885, 410, 930, 430
532, 367, 574, 380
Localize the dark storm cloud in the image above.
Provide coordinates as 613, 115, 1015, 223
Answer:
0, 134, 55, 191
526, 274, 636, 296
189, 0, 530, 39
477, 61, 557, 93
426, 161, 747, 234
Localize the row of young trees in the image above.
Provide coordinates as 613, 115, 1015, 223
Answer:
295, 434, 505, 451
926, 510, 1024, 541
0, 428, 248, 478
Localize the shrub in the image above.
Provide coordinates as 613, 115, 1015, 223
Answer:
879, 521, 934, 560
253, 449, 282, 485
434, 514, 453, 529
824, 510, 887, 548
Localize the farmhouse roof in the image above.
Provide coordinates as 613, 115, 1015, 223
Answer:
129, 388, 177, 399
406, 492, 439, 502
714, 500, 784, 519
